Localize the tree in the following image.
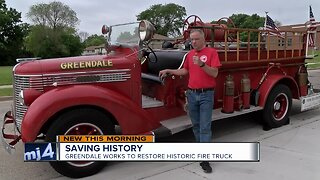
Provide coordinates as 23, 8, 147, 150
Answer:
25, 25, 83, 58
83, 34, 105, 47
0, 0, 29, 65
27, 1, 79, 29
230, 13, 265, 29
78, 31, 89, 43
25, 2, 82, 58
228, 13, 266, 42
137, 3, 186, 37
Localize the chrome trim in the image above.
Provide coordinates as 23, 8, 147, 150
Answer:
16, 57, 41, 63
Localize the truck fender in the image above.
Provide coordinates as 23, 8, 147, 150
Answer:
258, 74, 299, 107
21, 85, 159, 142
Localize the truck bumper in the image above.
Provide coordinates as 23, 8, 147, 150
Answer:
1, 111, 21, 154
300, 89, 320, 111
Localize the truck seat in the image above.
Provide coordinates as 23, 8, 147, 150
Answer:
147, 50, 188, 75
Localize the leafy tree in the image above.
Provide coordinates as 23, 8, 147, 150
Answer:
25, 2, 82, 58
25, 25, 83, 58
0, 0, 29, 65
116, 31, 134, 42
228, 13, 265, 42
230, 13, 265, 29
27, 1, 79, 29
137, 3, 186, 37
83, 34, 105, 47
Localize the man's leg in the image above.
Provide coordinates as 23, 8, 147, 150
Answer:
199, 90, 214, 143
199, 90, 214, 173
187, 90, 200, 142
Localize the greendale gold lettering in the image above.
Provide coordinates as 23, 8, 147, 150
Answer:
107, 60, 113, 66
79, 62, 85, 68
60, 60, 113, 70
97, 61, 103, 67
91, 61, 97, 68
85, 61, 91, 68
67, 62, 73, 69
61, 63, 67, 69
73, 62, 79, 68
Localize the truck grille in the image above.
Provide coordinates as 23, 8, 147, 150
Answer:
13, 75, 44, 130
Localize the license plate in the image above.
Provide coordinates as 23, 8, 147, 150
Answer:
301, 92, 320, 111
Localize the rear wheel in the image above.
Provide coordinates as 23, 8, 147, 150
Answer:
46, 108, 115, 178
262, 84, 292, 128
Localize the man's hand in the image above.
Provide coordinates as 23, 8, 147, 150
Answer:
159, 69, 170, 79
192, 55, 204, 67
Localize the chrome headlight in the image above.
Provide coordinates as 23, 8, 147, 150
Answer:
138, 20, 155, 42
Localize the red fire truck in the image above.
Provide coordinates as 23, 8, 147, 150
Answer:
2, 15, 320, 178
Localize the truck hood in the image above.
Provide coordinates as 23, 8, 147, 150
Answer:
14, 54, 136, 75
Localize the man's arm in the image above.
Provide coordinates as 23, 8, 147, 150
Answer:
200, 64, 219, 78
159, 68, 189, 78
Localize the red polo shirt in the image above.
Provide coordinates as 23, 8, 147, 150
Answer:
183, 47, 221, 89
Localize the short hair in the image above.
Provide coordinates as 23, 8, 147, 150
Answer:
190, 29, 205, 38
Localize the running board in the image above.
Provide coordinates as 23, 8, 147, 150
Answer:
158, 106, 263, 136
142, 95, 164, 108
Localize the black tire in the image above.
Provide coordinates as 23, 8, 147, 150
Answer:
46, 108, 115, 178
262, 84, 292, 128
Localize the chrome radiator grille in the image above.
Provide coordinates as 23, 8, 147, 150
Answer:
13, 75, 43, 130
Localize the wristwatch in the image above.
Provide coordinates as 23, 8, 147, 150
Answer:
200, 62, 205, 67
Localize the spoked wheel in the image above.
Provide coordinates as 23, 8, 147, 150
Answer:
216, 17, 236, 41
46, 108, 115, 178
262, 84, 292, 128
216, 17, 236, 28
182, 15, 204, 33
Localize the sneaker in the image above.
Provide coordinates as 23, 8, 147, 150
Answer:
200, 161, 212, 173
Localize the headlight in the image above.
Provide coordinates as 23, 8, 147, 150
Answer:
18, 89, 43, 106
138, 20, 155, 42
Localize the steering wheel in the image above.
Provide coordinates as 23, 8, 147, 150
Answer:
182, 15, 204, 33
139, 41, 158, 64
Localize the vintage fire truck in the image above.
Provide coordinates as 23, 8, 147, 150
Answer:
2, 15, 320, 178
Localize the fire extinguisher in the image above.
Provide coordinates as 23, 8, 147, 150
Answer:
297, 65, 308, 96
222, 75, 234, 113
241, 74, 251, 109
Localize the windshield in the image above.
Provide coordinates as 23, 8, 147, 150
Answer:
108, 22, 140, 46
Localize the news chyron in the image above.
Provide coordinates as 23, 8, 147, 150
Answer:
24, 143, 56, 161
24, 135, 260, 162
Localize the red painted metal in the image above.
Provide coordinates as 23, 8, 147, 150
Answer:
21, 85, 160, 142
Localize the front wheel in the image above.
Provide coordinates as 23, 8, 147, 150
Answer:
46, 108, 115, 178
262, 84, 292, 128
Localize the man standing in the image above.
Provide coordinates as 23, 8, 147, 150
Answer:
159, 29, 221, 173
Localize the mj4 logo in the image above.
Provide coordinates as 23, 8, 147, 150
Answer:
24, 143, 56, 161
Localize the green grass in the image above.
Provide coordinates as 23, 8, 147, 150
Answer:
306, 50, 320, 69
0, 88, 13, 96
0, 66, 13, 85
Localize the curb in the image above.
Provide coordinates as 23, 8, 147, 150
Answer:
0, 96, 12, 102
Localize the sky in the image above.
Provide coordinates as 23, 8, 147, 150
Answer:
5, 0, 320, 36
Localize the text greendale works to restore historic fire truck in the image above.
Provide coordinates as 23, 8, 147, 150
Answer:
2, 15, 320, 178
